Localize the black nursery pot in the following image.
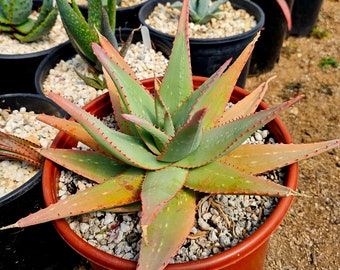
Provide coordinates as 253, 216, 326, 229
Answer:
0, 43, 70, 95
248, 0, 294, 76
116, 0, 150, 28
0, 1, 68, 95
0, 94, 80, 269
138, 0, 264, 88
289, 0, 323, 37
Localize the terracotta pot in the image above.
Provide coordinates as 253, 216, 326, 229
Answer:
42, 77, 298, 270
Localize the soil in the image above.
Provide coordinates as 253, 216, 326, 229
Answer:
245, 0, 340, 269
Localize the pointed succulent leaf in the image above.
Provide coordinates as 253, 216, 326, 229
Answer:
138, 189, 196, 270
14, 18, 34, 34
75, 68, 106, 90
154, 88, 175, 136
105, 201, 141, 213
15, 7, 58, 43
97, 32, 141, 135
172, 33, 259, 131
0, 0, 32, 25
39, 148, 128, 184
87, 0, 102, 30
100, 7, 118, 49
102, 69, 135, 135
47, 92, 168, 170
185, 161, 296, 197
0, 131, 43, 167
92, 42, 156, 126
57, 0, 99, 65
106, 0, 117, 31
2, 167, 144, 229
158, 0, 193, 114
171, 58, 231, 130
141, 167, 188, 227
176, 95, 304, 168
122, 114, 171, 153
216, 77, 274, 126
220, 139, 340, 174
158, 109, 206, 162
276, 0, 292, 30
37, 114, 102, 152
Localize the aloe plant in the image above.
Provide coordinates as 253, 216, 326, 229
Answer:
0, 0, 339, 269
56, 0, 118, 72
173, 0, 228, 24
56, 0, 136, 89
0, 0, 58, 42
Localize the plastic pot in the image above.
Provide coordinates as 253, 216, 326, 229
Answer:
42, 77, 298, 270
289, 0, 323, 37
0, 94, 80, 269
138, 0, 265, 88
116, 0, 150, 28
0, 1, 69, 94
248, 0, 294, 76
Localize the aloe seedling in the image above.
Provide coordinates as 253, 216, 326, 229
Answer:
0, 0, 58, 42
0, 0, 339, 269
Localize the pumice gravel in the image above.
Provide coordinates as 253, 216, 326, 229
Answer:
0, 108, 58, 197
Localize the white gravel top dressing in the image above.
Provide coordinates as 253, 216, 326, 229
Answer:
0, 108, 58, 197
144, 1, 257, 39
0, 14, 68, 55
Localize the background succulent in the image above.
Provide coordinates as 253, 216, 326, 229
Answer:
0, 0, 339, 269
173, 0, 228, 24
0, 0, 58, 42
56, 0, 135, 89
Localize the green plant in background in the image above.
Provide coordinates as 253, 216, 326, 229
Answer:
57, 0, 123, 89
0, 0, 58, 42
318, 57, 339, 69
1, 0, 339, 269
173, 0, 228, 24
311, 27, 329, 39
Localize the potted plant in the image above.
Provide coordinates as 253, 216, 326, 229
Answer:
0, 0, 69, 93
0, 93, 82, 269
0, 0, 339, 269
138, 0, 265, 87
248, 0, 293, 75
